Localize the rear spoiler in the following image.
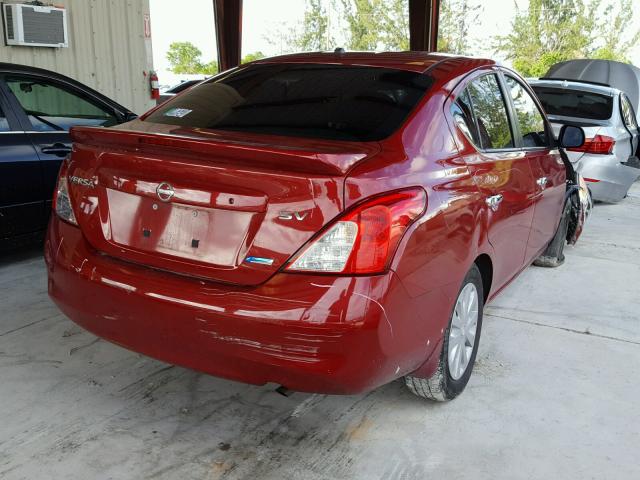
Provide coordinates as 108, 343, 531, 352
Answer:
70, 126, 380, 177
547, 118, 602, 128
539, 77, 611, 88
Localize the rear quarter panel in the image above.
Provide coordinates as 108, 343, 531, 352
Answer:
344, 70, 494, 366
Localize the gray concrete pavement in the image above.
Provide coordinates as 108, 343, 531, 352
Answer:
1, 184, 639, 480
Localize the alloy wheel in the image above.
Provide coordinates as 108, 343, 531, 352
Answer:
447, 283, 479, 380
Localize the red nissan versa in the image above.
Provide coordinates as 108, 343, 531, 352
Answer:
45, 52, 589, 401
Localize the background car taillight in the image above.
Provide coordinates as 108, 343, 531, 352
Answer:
53, 162, 78, 225
285, 188, 426, 274
568, 135, 615, 155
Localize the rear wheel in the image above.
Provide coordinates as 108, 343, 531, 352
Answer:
405, 265, 484, 401
534, 200, 571, 268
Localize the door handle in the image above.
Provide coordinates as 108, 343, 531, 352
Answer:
536, 177, 548, 189
41, 143, 72, 157
485, 194, 503, 212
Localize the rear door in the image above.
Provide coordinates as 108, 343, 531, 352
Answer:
0, 79, 44, 240
452, 72, 537, 289
3, 74, 122, 213
502, 74, 565, 261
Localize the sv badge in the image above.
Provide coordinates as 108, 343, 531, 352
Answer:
278, 211, 309, 221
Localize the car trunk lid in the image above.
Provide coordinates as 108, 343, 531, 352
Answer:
67, 124, 381, 285
548, 117, 603, 164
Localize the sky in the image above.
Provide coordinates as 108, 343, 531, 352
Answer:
149, 0, 640, 88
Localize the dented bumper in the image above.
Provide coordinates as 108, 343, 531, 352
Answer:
45, 218, 433, 394
579, 154, 640, 203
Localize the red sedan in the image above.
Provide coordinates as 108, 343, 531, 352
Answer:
45, 52, 588, 401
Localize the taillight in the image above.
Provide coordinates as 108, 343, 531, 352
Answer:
568, 135, 615, 155
285, 188, 426, 275
53, 162, 78, 225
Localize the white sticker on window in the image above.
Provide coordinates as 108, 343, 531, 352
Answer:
164, 108, 192, 118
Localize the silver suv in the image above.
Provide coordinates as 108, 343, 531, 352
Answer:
529, 79, 640, 202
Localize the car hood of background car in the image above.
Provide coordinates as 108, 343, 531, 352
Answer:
544, 59, 640, 121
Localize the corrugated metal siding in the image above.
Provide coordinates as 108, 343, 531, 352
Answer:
0, 0, 155, 114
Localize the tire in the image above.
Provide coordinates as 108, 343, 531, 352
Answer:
534, 200, 571, 268
405, 264, 484, 402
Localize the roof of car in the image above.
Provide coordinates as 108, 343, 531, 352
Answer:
0, 62, 106, 92
165, 79, 206, 94
252, 51, 496, 75
528, 78, 620, 96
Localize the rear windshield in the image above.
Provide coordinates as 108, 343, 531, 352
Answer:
531, 86, 613, 120
144, 63, 433, 142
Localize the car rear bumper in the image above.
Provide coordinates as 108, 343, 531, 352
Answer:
578, 154, 640, 202
45, 218, 437, 394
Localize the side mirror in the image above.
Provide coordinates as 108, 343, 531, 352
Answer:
559, 125, 585, 149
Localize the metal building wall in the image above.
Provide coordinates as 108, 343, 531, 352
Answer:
0, 0, 155, 114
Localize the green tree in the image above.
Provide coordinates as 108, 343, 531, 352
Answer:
341, 0, 381, 50
200, 60, 219, 75
340, 0, 410, 51
438, 0, 482, 55
592, 0, 640, 61
242, 51, 266, 63
282, 0, 408, 53
496, 0, 596, 77
167, 41, 215, 74
496, 0, 639, 77
289, 0, 333, 51
276, 0, 493, 56
379, 1, 410, 50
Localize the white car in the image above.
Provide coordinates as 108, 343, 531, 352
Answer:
529, 79, 640, 202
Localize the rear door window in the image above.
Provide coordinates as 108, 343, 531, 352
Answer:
144, 64, 433, 142
532, 86, 613, 120
452, 89, 480, 146
6, 76, 119, 132
465, 74, 514, 150
504, 76, 549, 148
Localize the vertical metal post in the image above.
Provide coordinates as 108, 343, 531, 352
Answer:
213, 0, 243, 72
409, 0, 440, 52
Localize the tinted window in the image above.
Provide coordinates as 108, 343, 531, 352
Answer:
452, 89, 480, 146
466, 75, 514, 150
6, 77, 119, 132
145, 64, 433, 142
532, 86, 613, 120
0, 105, 9, 132
505, 76, 548, 147
620, 95, 638, 130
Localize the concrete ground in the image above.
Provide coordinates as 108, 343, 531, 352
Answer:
1, 184, 638, 480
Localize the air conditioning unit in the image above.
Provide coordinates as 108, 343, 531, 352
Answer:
2, 3, 68, 48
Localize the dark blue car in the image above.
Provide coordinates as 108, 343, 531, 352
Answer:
0, 63, 136, 248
